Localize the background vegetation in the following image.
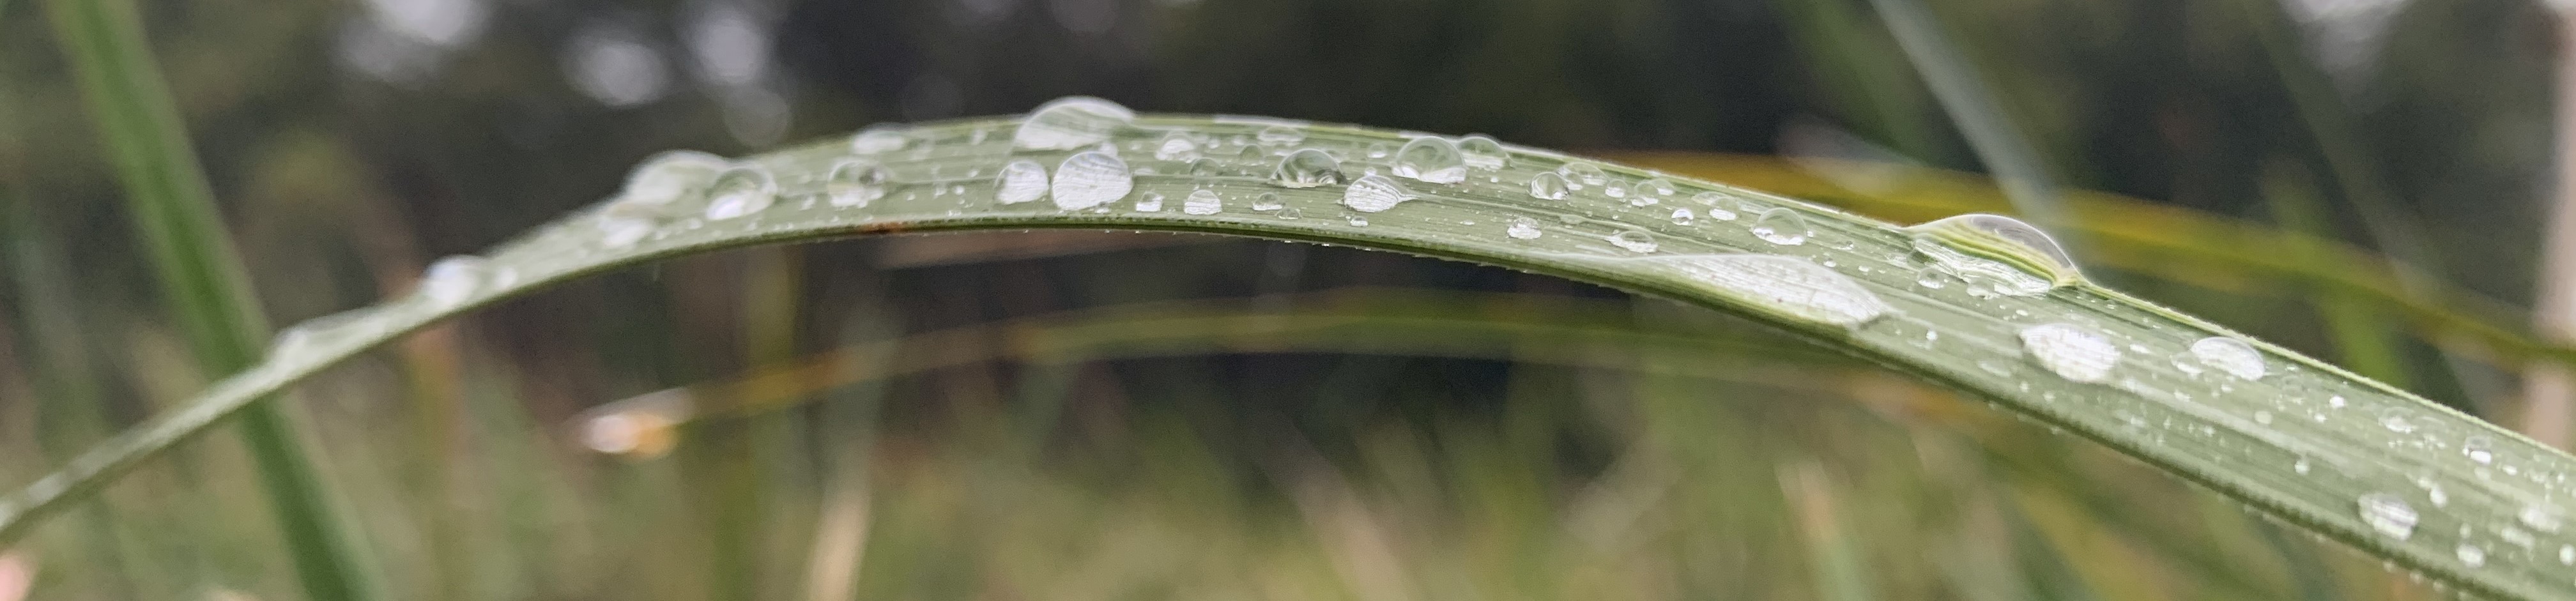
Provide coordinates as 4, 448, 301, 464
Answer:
0, 0, 2566, 599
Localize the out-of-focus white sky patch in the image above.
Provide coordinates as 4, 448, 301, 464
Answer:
564, 25, 671, 108
2281, 0, 2411, 95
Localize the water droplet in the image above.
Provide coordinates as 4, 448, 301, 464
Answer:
2557, 545, 2572, 565
1506, 217, 1542, 240
1392, 137, 1466, 184
1457, 135, 1506, 169
1015, 96, 1135, 151
1340, 174, 1414, 213
621, 150, 730, 206
2522, 504, 2565, 533
1049, 152, 1133, 210
1182, 189, 1222, 215
995, 160, 1049, 204
418, 255, 489, 307
1690, 192, 1740, 220
2189, 337, 2266, 379
2330, 395, 2349, 409
2457, 544, 2486, 567
1252, 193, 1285, 211
2255, 411, 2274, 425
2382, 414, 2416, 434
1135, 192, 1165, 212
1256, 125, 1307, 146
826, 159, 891, 208
1607, 230, 1658, 253
1903, 213, 2082, 291
2018, 323, 2120, 383
594, 204, 658, 249
1671, 208, 1696, 225
1752, 208, 1811, 245
1626, 254, 1892, 327
1913, 266, 1952, 289
702, 166, 778, 220
1269, 149, 1344, 188
1528, 172, 1570, 201
848, 125, 912, 154
1365, 143, 1392, 159
1604, 183, 1630, 200
2357, 493, 2418, 539
1635, 178, 1676, 197
1154, 133, 1202, 162
2294, 457, 2313, 474
2465, 436, 2496, 464
1558, 163, 1607, 187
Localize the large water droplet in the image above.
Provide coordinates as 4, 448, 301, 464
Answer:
1506, 217, 1542, 240
1607, 230, 1658, 253
1049, 152, 1133, 210
995, 160, 1049, 204
621, 150, 730, 206
1154, 133, 1202, 162
848, 125, 912, 155
1340, 174, 1414, 213
1905, 213, 2081, 289
1269, 149, 1344, 188
418, 255, 490, 308
2019, 323, 2120, 383
1014, 96, 1135, 151
702, 166, 778, 220
2189, 337, 2266, 380
2357, 493, 2418, 539
1183, 189, 1222, 215
1625, 254, 1892, 327
1752, 208, 1811, 245
1392, 137, 1466, 184
1457, 135, 1506, 169
1528, 172, 1570, 201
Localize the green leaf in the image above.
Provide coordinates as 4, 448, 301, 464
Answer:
4, 103, 2571, 598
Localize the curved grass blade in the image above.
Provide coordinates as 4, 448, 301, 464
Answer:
3, 103, 2573, 598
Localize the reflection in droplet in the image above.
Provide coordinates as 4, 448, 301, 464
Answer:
1458, 135, 1506, 169
1625, 254, 1892, 327
1049, 152, 1133, 210
1528, 172, 1570, 201
1607, 230, 1657, 253
1015, 96, 1135, 150
2018, 323, 2119, 383
995, 160, 1049, 204
1340, 174, 1414, 213
1392, 137, 1466, 184
2357, 492, 2418, 540
2189, 337, 2266, 379
1269, 149, 1344, 188
1183, 189, 1222, 215
1506, 217, 1541, 240
702, 166, 778, 220
825, 159, 889, 208
1752, 208, 1810, 245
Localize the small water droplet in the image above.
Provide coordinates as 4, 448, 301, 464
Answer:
702, 166, 778, 220
1528, 172, 1570, 201
1154, 133, 1202, 162
1340, 174, 1414, 213
418, 255, 490, 308
621, 150, 730, 206
1635, 178, 1676, 197
995, 160, 1050, 204
1558, 163, 1607, 186
2522, 504, 2565, 533
1134, 192, 1165, 212
848, 125, 912, 154
2457, 544, 2486, 567
1269, 149, 1344, 188
2294, 457, 2313, 474
1015, 96, 1135, 151
1392, 137, 1466, 184
2189, 337, 2266, 379
1365, 143, 1392, 159
1607, 230, 1658, 253
1182, 189, 1222, 215
595, 204, 658, 249
1256, 125, 1307, 145
1913, 266, 1951, 289
1690, 192, 1738, 220
1671, 208, 1696, 225
2382, 414, 2416, 434
2463, 436, 2496, 464
2255, 411, 2273, 425
1049, 152, 1133, 210
2019, 323, 2120, 383
1627, 254, 1892, 327
1457, 135, 1506, 169
2357, 492, 2418, 539
2330, 395, 2349, 409
2557, 545, 2572, 565
1506, 217, 1542, 240
826, 159, 891, 208
1752, 208, 1811, 245
1604, 183, 1630, 200
1252, 193, 1284, 211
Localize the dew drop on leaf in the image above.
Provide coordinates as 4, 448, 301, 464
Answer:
1558, 162, 1607, 187
1670, 208, 1696, 225
621, 150, 729, 206
2521, 504, 2564, 533
1692, 192, 1739, 220
1048, 152, 1132, 211
1506, 217, 1541, 240
1134, 192, 1164, 212
848, 125, 912, 154
826, 159, 891, 208
1154, 133, 1202, 162
1635, 177, 1676, 197
1528, 172, 1570, 201
2457, 544, 2486, 567
1457, 135, 1506, 169
2018, 323, 2120, 383
2464, 435, 2496, 465
995, 160, 1050, 204
1340, 174, 1414, 213
1752, 208, 1811, 246
2357, 492, 2418, 540
1269, 149, 1344, 188
2189, 337, 2266, 380
1256, 125, 1307, 146
1607, 230, 1657, 253
418, 255, 491, 308
1625, 254, 1892, 327
1014, 96, 1135, 151
1183, 189, 1222, 215
702, 166, 778, 220
1252, 193, 1284, 211
1392, 137, 1466, 184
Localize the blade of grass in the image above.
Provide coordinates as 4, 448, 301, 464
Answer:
34, 0, 378, 599
2, 108, 2572, 598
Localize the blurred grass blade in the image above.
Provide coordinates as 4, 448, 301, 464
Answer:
1860, 0, 2076, 257
1, 107, 2572, 598
35, 0, 378, 599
